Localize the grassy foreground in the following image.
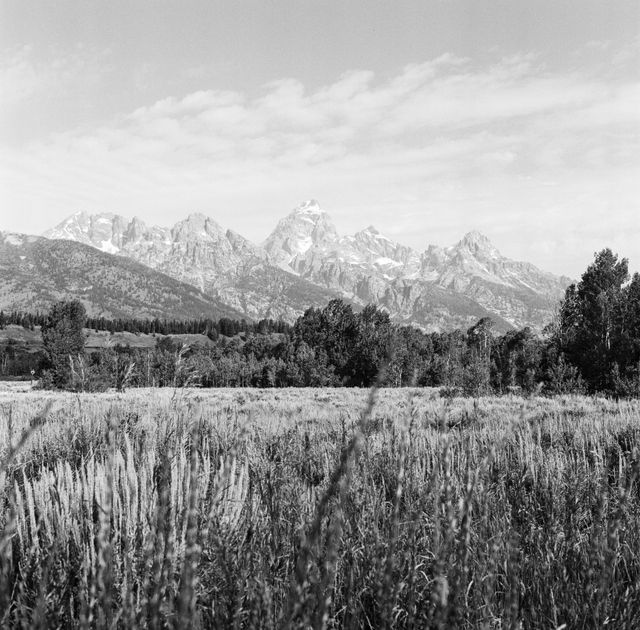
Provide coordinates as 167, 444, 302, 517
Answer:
0, 387, 639, 629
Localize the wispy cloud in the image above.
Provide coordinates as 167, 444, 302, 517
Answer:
1, 46, 638, 275
0, 45, 111, 117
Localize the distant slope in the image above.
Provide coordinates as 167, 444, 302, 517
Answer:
0, 232, 246, 321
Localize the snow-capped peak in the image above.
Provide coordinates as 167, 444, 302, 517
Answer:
458, 231, 501, 258
46, 211, 87, 234
172, 213, 226, 242
461, 230, 490, 245
293, 199, 323, 216
263, 200, 340, 266
43, 211, 126, 254
359, 225, 394, 242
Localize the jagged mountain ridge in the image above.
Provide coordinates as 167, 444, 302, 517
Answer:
44, 201, 572, 331
44, 210, 343, 322
262, 201, 570, 330
0, 232, 246, 320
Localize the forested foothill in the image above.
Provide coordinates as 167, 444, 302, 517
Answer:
2, 248, 640, 396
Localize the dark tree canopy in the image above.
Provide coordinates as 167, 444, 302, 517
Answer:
554, 249, 639, 393
41, 299, 87, 388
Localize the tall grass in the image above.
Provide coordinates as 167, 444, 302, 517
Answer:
0, 388, 639, 628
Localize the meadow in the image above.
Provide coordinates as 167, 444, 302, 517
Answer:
0, 386, 639, 628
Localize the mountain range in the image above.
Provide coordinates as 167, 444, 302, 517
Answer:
2, 200, 571, 331
0, 232, 244, 321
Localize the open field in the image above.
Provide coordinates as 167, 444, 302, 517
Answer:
1, 388, 640, 628
0, 323, 216, 352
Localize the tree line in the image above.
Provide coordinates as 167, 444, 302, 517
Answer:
0, 310, 290, 337
6, 248, 640, 396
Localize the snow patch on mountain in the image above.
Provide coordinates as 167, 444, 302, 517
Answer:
295, 199, 323, 215
99, 240, 120, 254
375, 257, 402, 267
3, 233, 26, 246
295, 236, 313, 255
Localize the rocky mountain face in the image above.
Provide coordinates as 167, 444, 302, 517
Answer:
45, 210, 341, 322
43, 202, 572, 331
263, 202, 570, 331
0, 232, 246, 320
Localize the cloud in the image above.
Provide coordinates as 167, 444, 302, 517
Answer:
0, 46, 42, 111
1, 47, 638, 276
0, 45, 111, 117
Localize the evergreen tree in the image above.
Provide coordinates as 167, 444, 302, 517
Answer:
41, 300, 87, 389
348, 304, 392, 386
557, 249, 628, 391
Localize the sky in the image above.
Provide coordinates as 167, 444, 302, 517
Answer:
1, 0, 639, 278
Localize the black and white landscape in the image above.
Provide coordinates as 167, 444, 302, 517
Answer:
1, 2, 639, 629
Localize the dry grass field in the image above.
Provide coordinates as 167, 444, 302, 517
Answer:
1, 387, 639, 628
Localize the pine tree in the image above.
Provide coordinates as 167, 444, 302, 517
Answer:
557, 249, 629, 391
41, 300, 87, 389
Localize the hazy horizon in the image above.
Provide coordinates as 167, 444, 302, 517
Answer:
1, 0, 638, 278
